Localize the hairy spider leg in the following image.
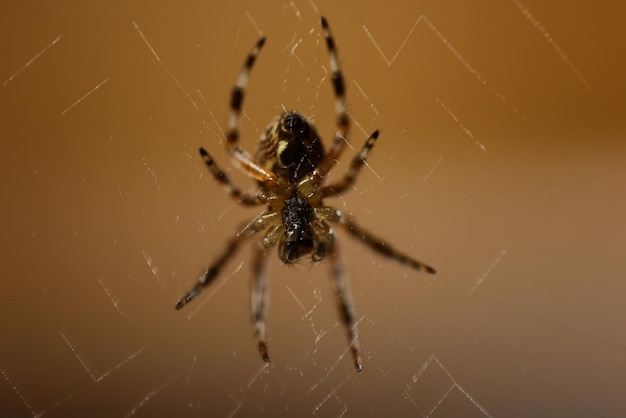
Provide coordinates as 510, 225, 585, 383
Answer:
315, 16, 350, 179
313, 124, 435, 273
199, 147, 265, 206
321, 129, 380, 197
175, 213, 279, 310
326, 248, 363, 372
341, 217, 437, 274
226, 36, 278, 186
251, 246, 270, 362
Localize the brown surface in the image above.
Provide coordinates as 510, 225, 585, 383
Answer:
2, 1, 626, 417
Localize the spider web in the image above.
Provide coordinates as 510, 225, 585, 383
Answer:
2, 1, 626, 417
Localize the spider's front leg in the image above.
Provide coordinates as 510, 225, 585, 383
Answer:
326, 247, 363, 372
175, 212, 279, 310
251, 245, 270, 363
309, 218, 362, 371
174, 236, 241, 310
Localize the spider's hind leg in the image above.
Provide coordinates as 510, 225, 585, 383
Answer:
320, 130, 380, 197
224, 36, 278, 186
226, 36, 265, 148
316, 16, 351, 178
199, 147, 264, 206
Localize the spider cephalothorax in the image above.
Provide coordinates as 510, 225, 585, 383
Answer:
175, 17, 436, 372
280, 191, 315, 264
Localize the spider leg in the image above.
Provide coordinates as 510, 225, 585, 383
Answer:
175, 213, 278, 310
320, 130, 379, 197
340, 217, 437, 274
327, 246, 363, 372
251, 245, 270, 363
316, 16, 350, 179
225, 36, 278, 186
199, 147, 265, 206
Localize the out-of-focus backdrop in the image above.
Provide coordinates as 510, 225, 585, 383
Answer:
2, 1, 626, 417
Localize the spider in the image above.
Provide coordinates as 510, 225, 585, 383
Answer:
175, 16, 436, 372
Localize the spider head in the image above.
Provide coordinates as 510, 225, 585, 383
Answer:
275, 111, 325, 180
280, 192, 315, 264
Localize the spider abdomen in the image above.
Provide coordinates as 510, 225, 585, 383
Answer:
257, 111, 325, 182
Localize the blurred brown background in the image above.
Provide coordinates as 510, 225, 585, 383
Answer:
2, 1, 626, 417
